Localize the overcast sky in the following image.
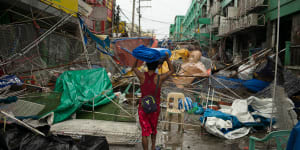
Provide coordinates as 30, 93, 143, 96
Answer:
116, 0, 191, 39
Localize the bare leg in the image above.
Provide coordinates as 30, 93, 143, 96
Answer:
151, 134, 156, 150
142, 136, 148, 150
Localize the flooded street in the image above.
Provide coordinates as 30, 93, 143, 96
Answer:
110, 113, 268, 150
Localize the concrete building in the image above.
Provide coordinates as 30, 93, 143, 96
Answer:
170, 0, 300, 69
84, 0, 114, 35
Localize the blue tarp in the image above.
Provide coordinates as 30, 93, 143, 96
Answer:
193, 103, 204, 115
216, 76, 270, 93
243, 79, 270, 93
79, 17, 113, 56
132, 45, 171, 63
287, 121, 300, 150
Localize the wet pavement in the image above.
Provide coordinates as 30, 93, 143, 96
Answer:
110, 113, 269, 150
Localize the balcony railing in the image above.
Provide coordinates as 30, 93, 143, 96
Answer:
218, 13, 265, 37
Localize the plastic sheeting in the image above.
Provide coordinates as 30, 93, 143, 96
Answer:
173, 51, 208, 88
132, 45, 171, 63
159, 49, 189, 74
216, 76, 270, 93
204, 117, 251, 140
247, 96, 274, 119
200, 96, 289, 139
0, 124, 109, 150
46, 68, 115, 124
173, 62, 208, 88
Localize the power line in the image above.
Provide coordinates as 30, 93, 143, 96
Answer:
120, 8, 171, 24
141, 17, 171, 24
119, 8, 131, 22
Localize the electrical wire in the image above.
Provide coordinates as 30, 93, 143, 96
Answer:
119, 8, 131, 22
141, 17, 172, 24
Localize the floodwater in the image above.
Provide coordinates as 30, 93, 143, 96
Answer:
110, 113, 269, 150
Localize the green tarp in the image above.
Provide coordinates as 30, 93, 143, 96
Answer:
51, 68, 115, 124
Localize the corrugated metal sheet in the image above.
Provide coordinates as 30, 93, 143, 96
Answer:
51, 119, 140, 145
0, 100, 45, 117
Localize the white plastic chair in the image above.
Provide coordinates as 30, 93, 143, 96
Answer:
164, 92, 185, 132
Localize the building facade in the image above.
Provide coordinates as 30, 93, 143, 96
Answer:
170, 0, 300, 68
84, 0, 114, 35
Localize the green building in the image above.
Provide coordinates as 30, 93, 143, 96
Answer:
173, 15, 185, 41
170, 0, 213, 46
170, 0, 300, 69
169, 24, 175, 40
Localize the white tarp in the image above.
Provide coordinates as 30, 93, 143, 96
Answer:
247, 96, 275, 118
203, 98, 254, 140
204, 117, 251, 140
203, 97, 271, 139
203, 96, 297, 139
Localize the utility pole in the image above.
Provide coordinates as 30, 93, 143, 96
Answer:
139, 0, 141, 37
139, 0, 152, 37
131, 0, 136, 37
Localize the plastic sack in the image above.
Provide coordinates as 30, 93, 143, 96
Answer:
194, 104, 204, 115
0, 75, 23, 88
238, 57, 257, 80
132, 45, 171, 63
173, 62, 208, 88
178, 97, 193, 111
159, 49, 189, 74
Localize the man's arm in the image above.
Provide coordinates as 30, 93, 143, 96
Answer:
132, 59, 144, 82
160, 52, 174, 83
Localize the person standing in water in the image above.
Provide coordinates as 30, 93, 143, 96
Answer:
132, 52, 174, 150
